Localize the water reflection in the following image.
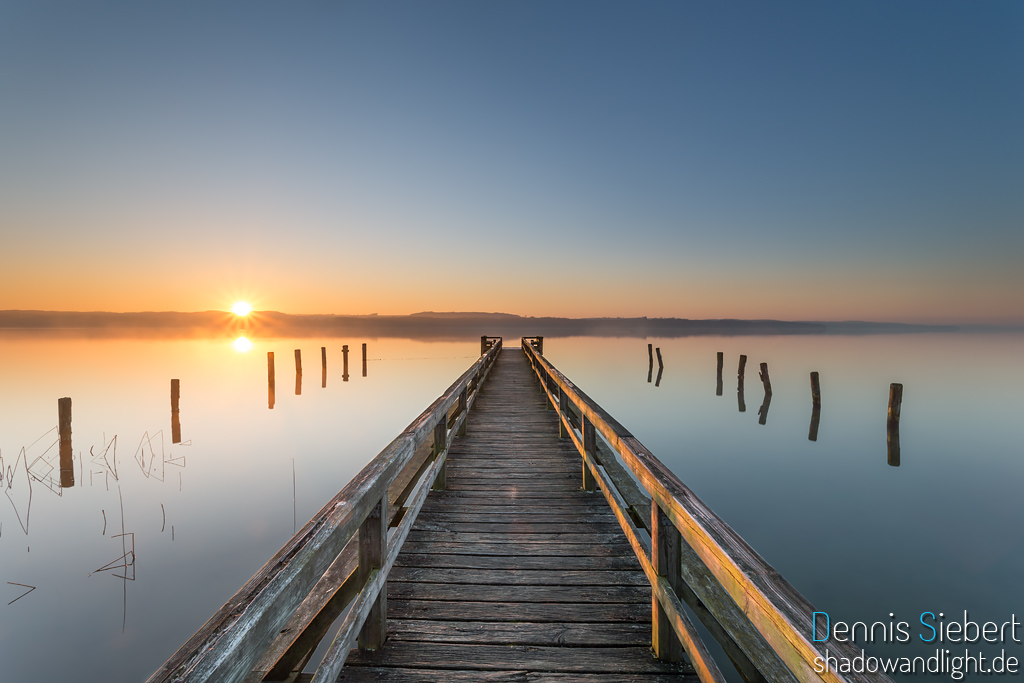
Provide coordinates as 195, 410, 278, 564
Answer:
233, 336, 252, 352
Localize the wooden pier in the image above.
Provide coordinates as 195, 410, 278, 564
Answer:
148, 338, 888, 683
342, 343, 689, 681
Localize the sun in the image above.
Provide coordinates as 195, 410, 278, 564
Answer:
232, 301, 252, 316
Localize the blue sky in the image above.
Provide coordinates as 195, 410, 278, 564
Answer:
1, 1, 1021, 322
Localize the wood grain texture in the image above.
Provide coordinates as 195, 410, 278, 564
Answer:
521, 342, 891, 683
343, 349, 698, 681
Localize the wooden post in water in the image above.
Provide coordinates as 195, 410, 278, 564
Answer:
321, 346, 327, 388
757, 363, 772, 425
808, 372, 821, 442
58, 397, 74, 488
171, 379, 181, 444
582, 416, 597, 492
648, 343, 653, 366
652, 501, 685, 662
267, 352, 275, 409
758, 362, 772, 397
294, 349, 302, 395
432, 420, 447, 490
887, 383, 903, 466
357, 496, 388, 650
342, 345, 350, 382
362, 343, 367, 377
716, 352, 724, 396
737, 354, 747, 412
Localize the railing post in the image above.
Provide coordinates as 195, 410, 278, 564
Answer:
457, 389, 468, 436
582, 416, 597, 492
652, 501, 686, 662
535, 336, 543, 355
558, 388, 569, 439
432, 420, 447, 490
480, 335, 488, 356
357, 495, 388, 650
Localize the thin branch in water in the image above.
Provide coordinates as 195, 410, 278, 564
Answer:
7, 582, 36, 606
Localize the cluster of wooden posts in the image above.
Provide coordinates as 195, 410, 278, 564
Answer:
51, 379, 188, 489
652, 346, 905, 466
146, 338, 503, 683
522, 337, 890, 683
267, 343, 369, 408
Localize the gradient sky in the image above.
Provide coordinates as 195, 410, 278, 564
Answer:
1, 1, 1021, 323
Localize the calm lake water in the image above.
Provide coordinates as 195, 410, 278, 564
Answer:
1, 332, 1021, 681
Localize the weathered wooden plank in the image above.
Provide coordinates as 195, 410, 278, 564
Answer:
386, 619, 651, 646
388, 583, 650, 604
405, 529, 628, 542
398, 540, 637, 557
394, 552, 641, 571
339, 669, 697, 682
522, 342, 887, 683
346, 643, 692, 674
388, 599, 650, 623
409, 521, 622, 534
389, 567, 650, 586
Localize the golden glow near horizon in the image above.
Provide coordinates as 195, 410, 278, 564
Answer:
232, 301, 252, 316
233, 336, 253, 352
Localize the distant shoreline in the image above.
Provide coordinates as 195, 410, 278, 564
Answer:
0, 309, 988, 340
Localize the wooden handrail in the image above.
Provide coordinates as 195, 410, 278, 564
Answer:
521, 337, 890, 683
147, 338, 502, 683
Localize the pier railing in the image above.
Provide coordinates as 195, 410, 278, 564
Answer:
521, 337, 889, 683
147, 337, 502, 683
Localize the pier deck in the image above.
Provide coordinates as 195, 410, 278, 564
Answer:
341, 349, 695, 681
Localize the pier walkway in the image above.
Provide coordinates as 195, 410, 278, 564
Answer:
148, 338, 888, 683
341, 348, 693, 681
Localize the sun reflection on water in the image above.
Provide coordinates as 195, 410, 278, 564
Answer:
233, 336, 253, 352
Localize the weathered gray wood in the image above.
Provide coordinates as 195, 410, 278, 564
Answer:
653, 502, 685, 663
340, 671, 693, 683
386, 619, 650, 645
171, 378, 181, 444
347, 643, 691, 674
394, 552, 641, 571
389, 599, 650, 623
522, 342, 890, 683
357, 497, 387, 649
431, 421, 447, 491
58, 396, 73, 487
388, 566, 649, 586
344, 348, 690, 681
148, 341, 503, 683
268, 352, 276, 408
